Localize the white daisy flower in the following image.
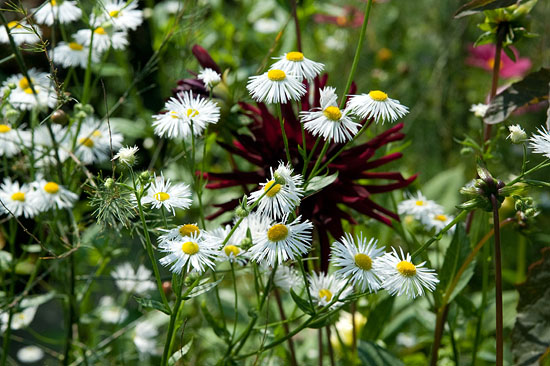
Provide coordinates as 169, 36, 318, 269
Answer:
347, 90, 409, 123
270, 52, 324, 82
331, 233, 384, 292
0, 306, 38, 332
250, 215, 313, 266
397, 192, 442, 222
529, 128, 550, 159
133, 319, 159, 357
157, 223, 201, 247
248, 163, 304, 219
0, 20, 42, 45
112, 145, 138, 166
97, 296, 128, 323
0, 123, 29, 157
300, 87, 361, 143
262, 263, 301, 293
507, 124, 527, 144
206, 225, 249, 265
141, 174, 192, 214
232, 212, 271, 247
101, 0, 144, 31
51, 40, 100, 69
247, 69, 306, 104
159, 231, 219, 274
0, 179, 38, 218
2, 69, 57, 111
152, 91, 220, 139
423, 212, 455, 233
111, 263, 156, 295
72, 117, 123, 165
17, 345, 44, 364
30, 179, 78, 211
74, 26, 128, 53
33, 0, 82, 25
308, 272, 352, 309
198, 68, 221, 89
374, 247, 439, 299
470, 103, 489, 118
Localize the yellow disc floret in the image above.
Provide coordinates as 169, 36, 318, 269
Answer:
267, 69, 286, 81
51, 0, 57, 5
267, 224, 289, 242
286, 52, 304, 62
8, 21, 21, 29
396, 260, 417, 277
435, 214, 447, 222
354, 253, 373, 271
179, 224, 200, 237
94, 27, 107, 35
69, 42, 84, 51
19, 77, 32, 90
24, 87, 36, 94
369, 90, 388, 101
109, 10, 120, 17
181, 241, 199, 255
415, 200, 424, 206
44, 182, 60, 194
224, 245, 241, 257
323, 106, 342, 121
154, 192, 170, 201
318, 289, 333, 302
0, 124, 11, 133
79, 137, 94, 147
186, 108, 199, 118
264, 180, 281, 197
11, 192, 25, 201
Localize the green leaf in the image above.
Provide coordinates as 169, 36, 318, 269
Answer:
423, 165, 465, 210
168, 338, 193, 366
357, 340, 404, 366
304, 172, 338, 197
361, 295, 395, 341
511, 247, 550, 366
484, 68, 550, 125
307, 312, 339, 329
134, 296, 171, 315
290, 289, 315, 315
183, 276, 223, 300
454, 0, 518, 18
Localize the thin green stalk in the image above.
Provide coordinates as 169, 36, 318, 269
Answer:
472, 242, 490, 366
81, 28, 95, 104
297, 257, 315, 311
212, 271, 227, 328
1, 220, 17, 366
190, 122, 206, 228
230, 263, 239, 342
277, 103, 293, 164
307, 140, 330, 181
302, 136, 321, 177
339, 0, 373, 109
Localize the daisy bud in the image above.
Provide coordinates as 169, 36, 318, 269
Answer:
7, 82, 16, 90
139, 171, 151, 182
273, 172, 286, 185
235, 206, 249, 218
525, 208, 537, 217
104, 178, 114, 189
113, 145, 138, 166
507, 124, 527, 144
240, 237, 252, 250
75, 111, 88, 119
5, 108, 19, 121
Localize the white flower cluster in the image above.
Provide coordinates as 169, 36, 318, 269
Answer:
398, 191, 456, 233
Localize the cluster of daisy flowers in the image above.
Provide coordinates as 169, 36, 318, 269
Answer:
246, 51, 409, 143
398, 191, 456, 233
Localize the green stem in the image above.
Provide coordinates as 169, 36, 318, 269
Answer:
472, 242, 490, 366
302, 136, 321, 177
81, 28, 95, 104
297, 257, 315, 311
230, 263, 239, 342
277, 103, 293, 164
1, 220, 17, 366
307, 140, 330, 181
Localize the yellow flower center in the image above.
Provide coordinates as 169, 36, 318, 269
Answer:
44, 182, 60, 194
435, 214, 447, 222
224, 245, 241, 257
264, 180, 281, 197
109, 10, 120, 18
11, 192, 25, 201
94, 27, 107, 35
170, 111, 179, 119
8, 21, 22, 29
79, 137, 94, 147
267, 69, 286, 81
267, 224, 289, 242
286, 51, 304, 62
396, 260, 416, 277
92, 130, 102, 137
415, 200, 424, 206
186, 108, 199, 118
181, 241, 199, 255
51, 0, 57, 5
154, 192, 170, 201
69, 42, 84, 51
369, 90, 388, 101
323, 106, 342, 121
318, 289, 332, 302
24, 87, 36, 94
179, 224, 200, 237
354, 253, 372, 271
19, 77, 33, 90
0, 124, 11, 133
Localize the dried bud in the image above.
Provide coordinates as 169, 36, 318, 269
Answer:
51, 110, 68, 125
162, 281, 172, 296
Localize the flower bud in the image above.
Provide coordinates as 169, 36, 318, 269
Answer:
104, 178, 114, 189
235, 206, 249, 218
274, 172, 286, 185
139, 171, 151, 182
51, 110, 68, 125
507, 125, 527, 144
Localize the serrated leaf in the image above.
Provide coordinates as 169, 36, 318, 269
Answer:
511, 247, 550, 366
290, 289, 315, 315
484, 68, 550, 125
168, 338, 193, 366
357, 340, 404, 366
304, 172, 338, 196
361, 295, 395, 341
183, 276, 223, 300
454, 0, 518, 18
134, 296, 171, 315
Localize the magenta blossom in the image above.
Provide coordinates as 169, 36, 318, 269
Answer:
466, 44, 531, 79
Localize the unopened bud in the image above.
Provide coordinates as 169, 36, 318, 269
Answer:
235, 206, 249, 218
507, 125, 527, 144
104, 178, 114, 189
274, 172, 286, 185
139, 171, 151, 182
240, 237, 252, 250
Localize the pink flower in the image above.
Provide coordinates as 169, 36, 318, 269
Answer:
466, 44, 531, 79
